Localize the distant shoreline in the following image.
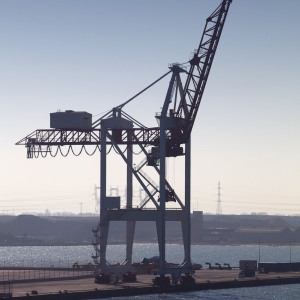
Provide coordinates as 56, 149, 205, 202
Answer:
0, 241, 300, 247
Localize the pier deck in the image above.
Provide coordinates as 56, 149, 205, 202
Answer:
3, 269, 300, 299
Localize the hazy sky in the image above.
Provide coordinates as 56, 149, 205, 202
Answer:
0, 0, 299, 216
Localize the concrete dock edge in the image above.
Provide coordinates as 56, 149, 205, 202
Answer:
10, 276, 300, 299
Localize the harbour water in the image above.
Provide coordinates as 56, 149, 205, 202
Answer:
1, 244, 300, 299
101, 284, 300, 299
1, 244, 299, 268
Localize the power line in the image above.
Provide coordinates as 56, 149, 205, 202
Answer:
222, 188, 299, 199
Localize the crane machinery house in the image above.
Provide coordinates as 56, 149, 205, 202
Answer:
50, 110, 92, 130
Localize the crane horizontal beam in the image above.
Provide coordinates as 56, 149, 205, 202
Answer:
15, 127, 162, 147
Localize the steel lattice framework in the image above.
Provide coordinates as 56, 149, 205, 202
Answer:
175, 0, 232, 143
16, 0, 233, 281
16, 0, 232, 157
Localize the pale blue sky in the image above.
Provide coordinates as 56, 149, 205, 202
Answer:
0, 0, 299, 215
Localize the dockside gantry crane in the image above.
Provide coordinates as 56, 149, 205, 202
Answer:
16, 0, 232, 283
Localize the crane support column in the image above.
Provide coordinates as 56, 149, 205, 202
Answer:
126, 130, 135, 269
100, 122, 109, 272
126, 131, 133, 209
159, 117, 166, 273
181, 137, 191, 267
158, 70, 178, 273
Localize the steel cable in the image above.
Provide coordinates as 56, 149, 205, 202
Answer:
40, 147, 48, 158
59, 145, 71, 157
70, 145, 84, 157
34, 148, 39, 158
84, 145, 100, 156
49, 146, 59, 158
129, 147, 143, 155
107, 145, 113, 154
116, 70, 172, 109
113, 145, 128, 155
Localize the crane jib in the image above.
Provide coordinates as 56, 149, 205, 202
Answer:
175, 0, 232, 144
15, 0, 233, 158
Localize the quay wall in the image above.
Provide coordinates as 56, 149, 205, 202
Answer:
11, 276, 300, 300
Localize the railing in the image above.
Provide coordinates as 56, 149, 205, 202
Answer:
0, 266, 94, 283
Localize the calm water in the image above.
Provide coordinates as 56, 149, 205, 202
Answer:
0, 244, 300, 299
0, 244, 299, 268
102, 284, 300, 299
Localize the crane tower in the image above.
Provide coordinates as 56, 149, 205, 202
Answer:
216, 181, 222, 215
16, 0, 233, 283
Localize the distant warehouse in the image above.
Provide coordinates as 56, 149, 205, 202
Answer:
234, 226, 294, 244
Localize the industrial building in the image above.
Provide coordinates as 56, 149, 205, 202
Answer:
234, 227, 293, 244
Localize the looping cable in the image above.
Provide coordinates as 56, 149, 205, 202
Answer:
33, 144, 104, 158
59, 145, 71, 157
34, 148, 39, 158
40, 147, 48, 158
50, 146, 59, 157
107, 145, 113, 154
84, 145, 100, 156
130, 147, 143, 155
113, 145, 128, 155
71, 145, 84, 156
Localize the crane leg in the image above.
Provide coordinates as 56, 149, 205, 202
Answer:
126, 220, 135, 270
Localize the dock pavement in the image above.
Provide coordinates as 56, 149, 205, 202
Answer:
2, 269, 300, 299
